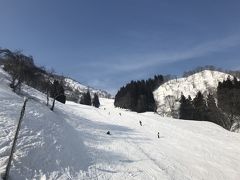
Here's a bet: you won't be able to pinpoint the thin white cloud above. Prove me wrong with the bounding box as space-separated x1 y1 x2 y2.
72 34 240 75
68 34 240 94
109 34 240 72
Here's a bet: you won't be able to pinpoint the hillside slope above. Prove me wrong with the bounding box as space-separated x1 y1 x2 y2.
0 69 240 180
153 70 233 116
64 77 112 100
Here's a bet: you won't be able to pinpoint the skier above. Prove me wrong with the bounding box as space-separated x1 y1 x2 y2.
139 121 142 126
158 132 160 138
106 131 111 135
119 113 121 116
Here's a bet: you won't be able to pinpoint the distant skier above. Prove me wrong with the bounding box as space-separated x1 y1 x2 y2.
108 112 110 115
119 113 121 116
106 131 111 135
139 121 142 126
158 132 160 138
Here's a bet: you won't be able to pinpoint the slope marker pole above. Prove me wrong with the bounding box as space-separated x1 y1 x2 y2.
3 98 28 180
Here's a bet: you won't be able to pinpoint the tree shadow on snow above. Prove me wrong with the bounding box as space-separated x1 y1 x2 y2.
56 107 151 163
8 100 151 179
8 100 103 179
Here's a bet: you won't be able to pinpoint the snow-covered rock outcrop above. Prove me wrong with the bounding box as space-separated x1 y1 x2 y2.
64 78 112 100
153 70 233 116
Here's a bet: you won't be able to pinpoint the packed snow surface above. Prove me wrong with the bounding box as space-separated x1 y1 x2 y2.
0 68 240 180
154 70 233 115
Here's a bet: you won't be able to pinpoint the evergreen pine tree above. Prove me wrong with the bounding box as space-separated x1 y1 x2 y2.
114 74 162 113
206 93 228 128
80 90 92 106
179 94 187 119
50 80 66 111
179 94 194 120
186 95 194 119
136 94 147 113
206 94 218 122
193 91 207 121
217 76 240 129
85 90 92 105
50 80 66 104
92 93 100 108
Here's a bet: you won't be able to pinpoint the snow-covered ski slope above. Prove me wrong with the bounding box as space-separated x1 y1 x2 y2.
0 68 240 180
154 70 233 115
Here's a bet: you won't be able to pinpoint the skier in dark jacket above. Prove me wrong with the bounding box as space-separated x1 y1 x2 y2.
139 121 142 126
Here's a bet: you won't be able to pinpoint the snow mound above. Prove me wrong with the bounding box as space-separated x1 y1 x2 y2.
153 70 233 116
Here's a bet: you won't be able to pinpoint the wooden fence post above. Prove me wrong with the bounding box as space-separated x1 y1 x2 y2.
3 98 28 180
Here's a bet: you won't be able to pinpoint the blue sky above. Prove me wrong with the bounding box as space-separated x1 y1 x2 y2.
1 0 240 94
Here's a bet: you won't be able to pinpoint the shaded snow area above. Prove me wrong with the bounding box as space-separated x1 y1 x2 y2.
0 69 240 180
154 70 233 115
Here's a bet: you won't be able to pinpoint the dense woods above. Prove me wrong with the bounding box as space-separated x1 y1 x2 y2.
114 75 164 113
0 48 103 110
217 77 240 130
179 77 240 130
79 91 101 108
80 90 92 106
0 48 66 110
92 93 100 108
0 49 48 93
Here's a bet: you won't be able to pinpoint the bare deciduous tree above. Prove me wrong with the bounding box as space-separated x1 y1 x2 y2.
50 79 66 111
165 95 178 117
46 68 55 106
0 49 31 92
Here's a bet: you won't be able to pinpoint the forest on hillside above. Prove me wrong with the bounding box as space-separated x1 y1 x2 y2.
1 48 240 131
114 75 165 113
179 77 240 130
0 48 101 110
115 67 240 131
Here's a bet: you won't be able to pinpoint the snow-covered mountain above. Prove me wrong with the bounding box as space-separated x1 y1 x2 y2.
63 77 112 101
1 66 240 180
153 70 233 116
